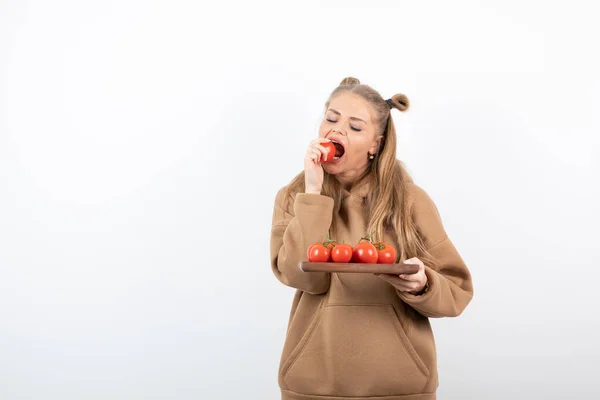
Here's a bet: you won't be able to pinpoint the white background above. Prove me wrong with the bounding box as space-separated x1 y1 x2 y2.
1 1 599 399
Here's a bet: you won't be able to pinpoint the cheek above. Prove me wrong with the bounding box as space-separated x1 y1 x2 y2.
318 123 328 138
347 136 370 156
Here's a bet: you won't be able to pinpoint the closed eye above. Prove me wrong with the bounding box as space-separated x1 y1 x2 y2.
326 119 361 132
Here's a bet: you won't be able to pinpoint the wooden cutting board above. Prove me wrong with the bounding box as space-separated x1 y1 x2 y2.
298 261 420 275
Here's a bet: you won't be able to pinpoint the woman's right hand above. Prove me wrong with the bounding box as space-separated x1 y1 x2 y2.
304 138 332 194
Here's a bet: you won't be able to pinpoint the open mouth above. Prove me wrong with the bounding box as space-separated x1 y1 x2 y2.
331 141 345 160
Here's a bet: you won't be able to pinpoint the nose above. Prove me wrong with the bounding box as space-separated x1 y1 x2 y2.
331 128 346 136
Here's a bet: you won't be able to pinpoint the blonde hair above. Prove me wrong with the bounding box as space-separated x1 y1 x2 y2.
284 77 436 266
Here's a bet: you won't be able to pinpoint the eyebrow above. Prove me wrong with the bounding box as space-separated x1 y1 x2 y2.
328 108 367 124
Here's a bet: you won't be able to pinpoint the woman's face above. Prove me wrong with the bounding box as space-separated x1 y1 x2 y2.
318 93 382 184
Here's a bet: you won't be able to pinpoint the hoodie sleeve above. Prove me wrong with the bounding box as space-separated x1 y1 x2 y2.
397 183 474 318
270 186 334 294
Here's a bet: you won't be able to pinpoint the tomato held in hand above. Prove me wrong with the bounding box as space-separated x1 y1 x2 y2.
308 244 331 262
331 243 353 263
320 141 336 163
352 241 378 263
375 242 397 264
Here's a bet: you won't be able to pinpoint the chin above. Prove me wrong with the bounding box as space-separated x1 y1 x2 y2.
323 160 343 174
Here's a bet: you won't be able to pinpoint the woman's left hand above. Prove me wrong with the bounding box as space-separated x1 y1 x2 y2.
375 257 428 295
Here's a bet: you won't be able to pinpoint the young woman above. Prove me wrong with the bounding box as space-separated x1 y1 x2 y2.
270 77 474 400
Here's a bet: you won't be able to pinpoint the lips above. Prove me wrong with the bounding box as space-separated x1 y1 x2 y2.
327 137 346 158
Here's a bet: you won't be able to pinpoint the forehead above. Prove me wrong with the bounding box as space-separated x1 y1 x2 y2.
327 93 374 124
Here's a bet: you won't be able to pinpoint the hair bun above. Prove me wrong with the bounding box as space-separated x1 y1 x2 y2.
340 77 360 86
389 94 410 112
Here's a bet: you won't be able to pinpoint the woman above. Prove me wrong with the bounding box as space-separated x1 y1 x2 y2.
269 77 473 400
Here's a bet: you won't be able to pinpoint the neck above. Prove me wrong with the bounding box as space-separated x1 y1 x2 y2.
335 164 370 192
336 178 353 192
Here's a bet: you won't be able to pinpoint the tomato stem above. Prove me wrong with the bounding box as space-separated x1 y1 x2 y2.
359 231 376 244
322 233 337 248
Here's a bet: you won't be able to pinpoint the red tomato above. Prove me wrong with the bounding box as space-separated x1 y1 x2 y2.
321 142 336 163
375 242 397 264
307 241 322 260
308 244 330 262
331 243 352 263
352 241 378 263
324 241 338 250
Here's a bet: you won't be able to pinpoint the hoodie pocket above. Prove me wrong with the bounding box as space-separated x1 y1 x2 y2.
282 304 429 397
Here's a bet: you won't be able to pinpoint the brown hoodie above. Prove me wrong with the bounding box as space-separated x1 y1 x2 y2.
270 163 473 400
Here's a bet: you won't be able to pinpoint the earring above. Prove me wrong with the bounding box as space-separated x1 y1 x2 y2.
369 153 375 160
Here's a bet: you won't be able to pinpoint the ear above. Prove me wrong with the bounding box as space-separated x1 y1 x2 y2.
369 135 384 155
